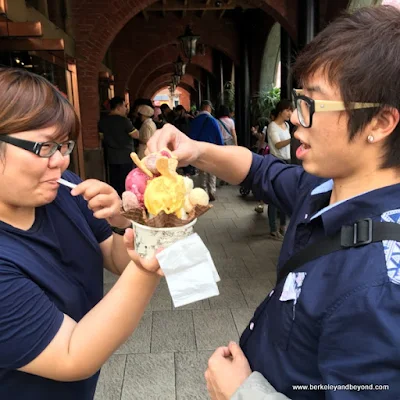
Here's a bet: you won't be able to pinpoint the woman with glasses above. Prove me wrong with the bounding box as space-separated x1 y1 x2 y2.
0 68 161 400
146 5 400 399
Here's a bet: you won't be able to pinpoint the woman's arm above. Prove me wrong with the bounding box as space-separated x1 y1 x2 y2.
19 260 159 381
231 127 238 146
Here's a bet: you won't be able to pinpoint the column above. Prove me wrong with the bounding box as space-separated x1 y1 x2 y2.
219 55 224 104
298 0 319 50
280 26 292 100
197 79 202 109
206 74 211 101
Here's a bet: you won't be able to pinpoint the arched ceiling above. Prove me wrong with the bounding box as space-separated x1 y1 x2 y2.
135 63 208 97
122 43 214 97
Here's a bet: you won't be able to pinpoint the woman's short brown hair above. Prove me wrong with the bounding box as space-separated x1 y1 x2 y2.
293 5 400 169
0 68 80 145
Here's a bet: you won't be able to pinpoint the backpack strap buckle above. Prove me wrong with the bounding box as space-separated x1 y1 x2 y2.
341 218 373 248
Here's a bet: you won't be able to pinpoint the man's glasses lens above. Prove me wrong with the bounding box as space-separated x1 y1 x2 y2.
298 99 311 128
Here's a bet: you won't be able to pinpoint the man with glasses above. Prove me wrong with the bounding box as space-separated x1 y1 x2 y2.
147 5 400 399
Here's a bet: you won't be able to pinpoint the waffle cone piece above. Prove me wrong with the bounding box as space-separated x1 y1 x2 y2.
122 204 212 228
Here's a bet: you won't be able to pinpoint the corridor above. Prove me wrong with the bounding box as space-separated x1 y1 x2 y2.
95 183 281 400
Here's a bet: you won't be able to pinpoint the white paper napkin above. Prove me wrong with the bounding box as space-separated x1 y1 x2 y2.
156 233 220 307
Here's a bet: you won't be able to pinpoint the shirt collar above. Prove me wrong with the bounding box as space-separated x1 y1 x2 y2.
198 111 211 116
308 179 400 236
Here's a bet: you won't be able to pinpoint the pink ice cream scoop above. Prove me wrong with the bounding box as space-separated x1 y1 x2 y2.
125 168 151 205
143 150 172 175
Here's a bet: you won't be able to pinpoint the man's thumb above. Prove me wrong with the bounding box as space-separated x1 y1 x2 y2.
228 342 244 358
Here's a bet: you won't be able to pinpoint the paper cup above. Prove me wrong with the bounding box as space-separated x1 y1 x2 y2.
131 218 197 259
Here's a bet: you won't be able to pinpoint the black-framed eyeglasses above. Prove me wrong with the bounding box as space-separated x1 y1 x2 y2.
292 89 382 128
0 135 75 158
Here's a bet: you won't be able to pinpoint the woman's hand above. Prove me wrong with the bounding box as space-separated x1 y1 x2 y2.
123 228 164 276
146 123 201 167
71 179 130 228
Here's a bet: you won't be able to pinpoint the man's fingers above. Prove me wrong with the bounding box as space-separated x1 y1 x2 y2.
228 342 244 359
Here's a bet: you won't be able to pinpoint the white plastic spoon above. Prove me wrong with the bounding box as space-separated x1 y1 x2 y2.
57 178 77 189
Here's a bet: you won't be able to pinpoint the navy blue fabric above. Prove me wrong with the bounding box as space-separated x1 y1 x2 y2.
240 153 400 399
0 170 112 399
189 113 224 145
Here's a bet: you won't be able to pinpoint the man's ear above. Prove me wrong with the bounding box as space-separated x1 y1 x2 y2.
368 107 399 143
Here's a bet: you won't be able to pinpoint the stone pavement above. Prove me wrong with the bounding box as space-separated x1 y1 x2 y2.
95 184 281 400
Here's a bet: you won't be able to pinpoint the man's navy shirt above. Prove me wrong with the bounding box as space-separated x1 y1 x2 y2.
0 170 111 399
240 154 400 399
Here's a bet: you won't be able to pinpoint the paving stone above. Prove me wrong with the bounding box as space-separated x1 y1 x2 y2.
115 312 152 355
212 218 238 230
206 242 227 257
222 242 254 258
193 309 239 350
94 354 126 400
231 308 256 336
151 310 196 353
148 280 173 311
173 299 210 311
209 279 247 309
205 231 234 245
212 257 251 279
121 353 175 400
103 269 119 284
103 282 115 296
237 278 274 309
175 351 213 400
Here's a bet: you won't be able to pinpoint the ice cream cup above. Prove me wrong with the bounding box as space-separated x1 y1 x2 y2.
131 218 197 259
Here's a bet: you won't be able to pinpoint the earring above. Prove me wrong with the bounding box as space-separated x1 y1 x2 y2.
367 135 374 143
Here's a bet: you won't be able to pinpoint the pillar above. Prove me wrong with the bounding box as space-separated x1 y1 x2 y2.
298 0 320 50
280 27 292 100
235 35 250 147
219 55 224 104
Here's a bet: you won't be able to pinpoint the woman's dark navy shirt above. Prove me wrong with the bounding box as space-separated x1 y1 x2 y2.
0 170 111 399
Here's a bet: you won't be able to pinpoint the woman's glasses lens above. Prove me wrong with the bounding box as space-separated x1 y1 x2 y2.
38 141 75 157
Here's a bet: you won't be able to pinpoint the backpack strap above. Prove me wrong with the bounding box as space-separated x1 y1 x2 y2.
277 218 400 285
219 119 232 137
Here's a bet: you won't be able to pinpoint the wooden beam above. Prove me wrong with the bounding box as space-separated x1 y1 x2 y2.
0 0 6 14
0 38 64 51
29 50 66 69
0 21 43 37
143 10 149 21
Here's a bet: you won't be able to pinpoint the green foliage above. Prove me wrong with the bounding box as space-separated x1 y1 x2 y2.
251 86 281 125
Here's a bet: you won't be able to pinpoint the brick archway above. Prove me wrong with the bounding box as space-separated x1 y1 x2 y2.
146 76 196 99
71 0 295 149
121 43 214 98
136 64 207 97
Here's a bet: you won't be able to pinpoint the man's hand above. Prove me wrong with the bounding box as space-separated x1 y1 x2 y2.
71 179 129 228
205 342 252 400
146 123 201 167
123 228 164 276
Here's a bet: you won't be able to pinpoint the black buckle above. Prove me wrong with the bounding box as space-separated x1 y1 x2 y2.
341 218 373 248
